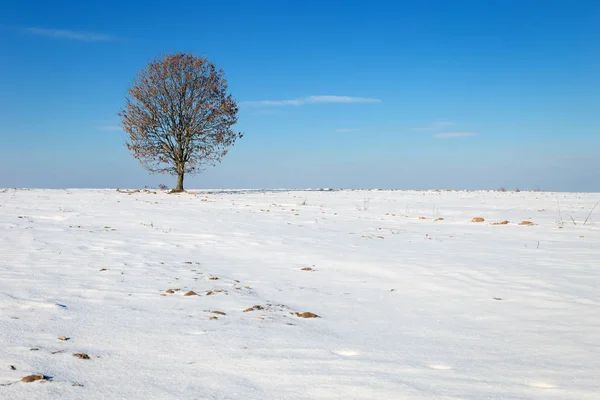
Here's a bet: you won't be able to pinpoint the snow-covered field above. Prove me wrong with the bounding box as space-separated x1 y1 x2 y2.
1 188 599 399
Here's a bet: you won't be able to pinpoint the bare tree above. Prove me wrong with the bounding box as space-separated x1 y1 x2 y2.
120 53 242 192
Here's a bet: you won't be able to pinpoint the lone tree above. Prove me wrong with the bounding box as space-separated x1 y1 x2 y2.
120 53 242 192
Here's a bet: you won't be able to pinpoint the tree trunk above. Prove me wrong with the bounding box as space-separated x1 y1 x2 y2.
174 170 185 192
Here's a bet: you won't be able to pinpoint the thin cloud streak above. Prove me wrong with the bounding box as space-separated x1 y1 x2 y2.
413 121 456 131
244 95 381 107
25 27 116 42
434 132 479 139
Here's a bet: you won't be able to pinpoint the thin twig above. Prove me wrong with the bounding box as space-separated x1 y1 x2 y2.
556 198 564 226
583 201 599 226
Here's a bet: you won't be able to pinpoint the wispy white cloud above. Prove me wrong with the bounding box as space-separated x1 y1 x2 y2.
248 109 279 116
24 27 116 42
335 128 360 133
308 96 380 104
244 95 381 107
434 132 479 139
96 125 122 131
413 121 456 131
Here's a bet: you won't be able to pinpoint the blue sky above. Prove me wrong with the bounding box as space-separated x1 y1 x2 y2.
1 0 598 191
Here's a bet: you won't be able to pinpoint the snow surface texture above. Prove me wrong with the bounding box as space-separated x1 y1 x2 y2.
1 188 599 399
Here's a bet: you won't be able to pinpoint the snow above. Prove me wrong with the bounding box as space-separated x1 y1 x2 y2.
1 188 599 399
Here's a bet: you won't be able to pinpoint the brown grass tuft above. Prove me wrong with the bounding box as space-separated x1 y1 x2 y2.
21 375 46 383
294 312 320 318
243 305 265 312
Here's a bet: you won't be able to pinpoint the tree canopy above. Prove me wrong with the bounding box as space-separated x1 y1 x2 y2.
120 53 242 191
